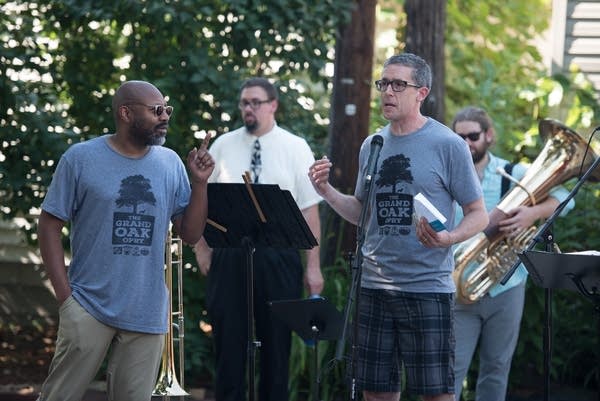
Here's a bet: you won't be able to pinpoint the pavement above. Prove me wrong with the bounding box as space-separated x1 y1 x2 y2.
0 383 214 401
1 384 597 401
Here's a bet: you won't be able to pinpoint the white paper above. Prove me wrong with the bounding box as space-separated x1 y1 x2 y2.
414 192 447 232
567 250 600 256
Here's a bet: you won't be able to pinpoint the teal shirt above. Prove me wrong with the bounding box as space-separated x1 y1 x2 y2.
455 152 574 297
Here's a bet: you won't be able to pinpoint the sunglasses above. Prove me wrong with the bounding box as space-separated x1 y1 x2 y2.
456 131 483 141
374 79 421 92
126 103 173 117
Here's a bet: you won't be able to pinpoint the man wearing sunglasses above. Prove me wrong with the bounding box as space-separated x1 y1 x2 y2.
309 54 488 401
451 106 574 401
193 77 323 401
36 80 214 401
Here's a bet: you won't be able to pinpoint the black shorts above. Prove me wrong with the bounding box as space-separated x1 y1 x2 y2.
354 288 455 396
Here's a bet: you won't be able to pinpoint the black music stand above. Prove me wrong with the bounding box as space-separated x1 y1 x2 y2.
204 183 318 401
270 297 344 401
519 250 600 400
519 250 600 293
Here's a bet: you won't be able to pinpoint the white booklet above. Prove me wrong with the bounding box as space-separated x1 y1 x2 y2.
413 192 447 232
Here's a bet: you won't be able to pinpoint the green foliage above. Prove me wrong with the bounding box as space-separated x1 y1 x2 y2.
180 248 215 386
445 0 551 158
0 0 352 224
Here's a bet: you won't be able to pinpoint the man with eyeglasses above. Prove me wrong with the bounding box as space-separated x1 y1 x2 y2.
193 77 323 401
36 80 214 401
451 106 574 401
309 54 488 401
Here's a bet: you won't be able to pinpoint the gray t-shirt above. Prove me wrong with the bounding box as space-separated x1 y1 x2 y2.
354 118 482 293
42 135 191 334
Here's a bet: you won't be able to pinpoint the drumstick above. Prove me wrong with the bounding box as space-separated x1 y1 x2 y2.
197 133 224 231
243 171 267 223
207 218 227 232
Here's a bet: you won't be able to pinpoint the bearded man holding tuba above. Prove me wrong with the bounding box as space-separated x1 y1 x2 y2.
451 107 575 401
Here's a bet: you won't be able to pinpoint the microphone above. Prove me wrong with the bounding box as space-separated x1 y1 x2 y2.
364 135 384 189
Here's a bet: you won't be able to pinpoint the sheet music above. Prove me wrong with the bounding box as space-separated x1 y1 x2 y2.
567 250 600 256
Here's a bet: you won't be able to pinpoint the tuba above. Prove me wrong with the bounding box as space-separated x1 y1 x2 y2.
453 119 600 304
153 231 189 397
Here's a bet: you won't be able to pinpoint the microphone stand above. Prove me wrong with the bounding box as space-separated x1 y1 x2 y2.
502 155 600 401
334 167 379 401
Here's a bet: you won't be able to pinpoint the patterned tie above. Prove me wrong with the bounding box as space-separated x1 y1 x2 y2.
250 139 261 183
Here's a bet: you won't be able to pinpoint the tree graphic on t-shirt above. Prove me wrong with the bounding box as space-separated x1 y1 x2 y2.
375 154 414 193
115 174 156 214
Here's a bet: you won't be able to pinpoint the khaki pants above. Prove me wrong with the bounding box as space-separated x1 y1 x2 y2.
38 296 164 401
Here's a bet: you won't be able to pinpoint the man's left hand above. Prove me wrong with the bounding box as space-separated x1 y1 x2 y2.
498 205 538 235
187 135 215 183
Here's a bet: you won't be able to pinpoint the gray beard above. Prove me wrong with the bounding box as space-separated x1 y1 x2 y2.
152 136 166 146
132 120 166 146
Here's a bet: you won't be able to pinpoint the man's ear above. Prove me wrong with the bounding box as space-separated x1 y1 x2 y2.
416 86 430 103
117 105 133 123
485 128 496 145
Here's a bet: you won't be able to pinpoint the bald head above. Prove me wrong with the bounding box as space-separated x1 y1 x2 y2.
112 80 164 122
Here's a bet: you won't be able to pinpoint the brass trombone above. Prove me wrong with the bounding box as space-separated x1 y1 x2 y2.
153 231 189 398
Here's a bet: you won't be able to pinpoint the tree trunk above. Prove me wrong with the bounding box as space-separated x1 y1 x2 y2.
323 0 377 265
404 0 446 124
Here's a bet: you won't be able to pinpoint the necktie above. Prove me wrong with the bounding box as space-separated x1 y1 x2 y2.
250 139 261 183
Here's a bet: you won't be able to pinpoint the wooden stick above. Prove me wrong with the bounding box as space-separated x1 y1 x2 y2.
243 171 267 223
207 218 227 232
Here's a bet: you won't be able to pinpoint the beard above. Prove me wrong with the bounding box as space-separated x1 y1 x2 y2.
245 121 258 133
131 119 167 146
244 114 258 133
152 135 166 146
472 149 486 164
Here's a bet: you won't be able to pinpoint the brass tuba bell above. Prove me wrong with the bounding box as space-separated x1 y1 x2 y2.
453 119 600 304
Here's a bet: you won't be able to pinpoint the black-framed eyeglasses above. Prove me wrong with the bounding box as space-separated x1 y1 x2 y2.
456 131 483 141
126 103 173 117
238 99 272 110
374 79 421 92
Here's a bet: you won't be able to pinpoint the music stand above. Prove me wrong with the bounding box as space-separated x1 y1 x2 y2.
519 250 600 293
204 183 318 401
519 250 600 400
270 297 344 401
